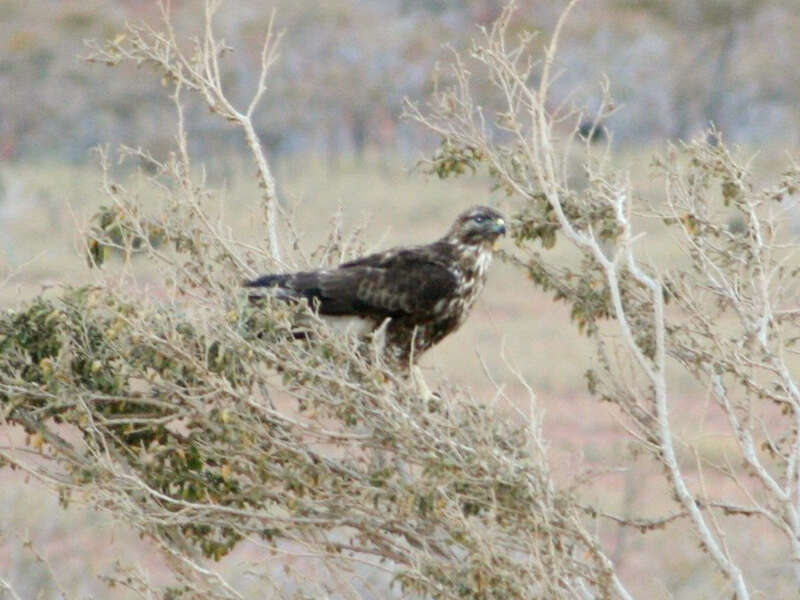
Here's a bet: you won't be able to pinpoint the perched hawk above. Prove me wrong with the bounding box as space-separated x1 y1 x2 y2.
245 205 506 367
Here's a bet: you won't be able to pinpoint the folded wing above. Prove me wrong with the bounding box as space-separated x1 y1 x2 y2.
244 247 458 321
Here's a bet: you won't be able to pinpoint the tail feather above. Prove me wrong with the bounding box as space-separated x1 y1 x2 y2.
245 273 326 306
244 273 296 303
244 274 291 288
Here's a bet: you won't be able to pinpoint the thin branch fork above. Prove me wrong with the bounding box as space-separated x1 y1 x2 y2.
107 0 285 266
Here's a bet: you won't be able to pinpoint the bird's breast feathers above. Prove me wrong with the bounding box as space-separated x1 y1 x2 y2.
453 242 493 291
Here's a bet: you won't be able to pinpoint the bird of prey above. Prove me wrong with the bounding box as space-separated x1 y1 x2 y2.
245 205 506 369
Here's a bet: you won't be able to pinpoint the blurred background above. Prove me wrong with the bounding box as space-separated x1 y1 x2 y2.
1 1 800 598
2 0 800 167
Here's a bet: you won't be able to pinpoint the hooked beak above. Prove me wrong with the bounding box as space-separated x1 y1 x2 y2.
492 218 507 236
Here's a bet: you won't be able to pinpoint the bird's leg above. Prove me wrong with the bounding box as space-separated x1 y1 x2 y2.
370 317 391 365
411 364 438 402
406 326 439 401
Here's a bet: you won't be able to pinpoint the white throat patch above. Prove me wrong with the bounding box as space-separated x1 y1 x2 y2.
475 247 492 277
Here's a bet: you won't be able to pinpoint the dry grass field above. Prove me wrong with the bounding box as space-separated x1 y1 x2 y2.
1 151 798 598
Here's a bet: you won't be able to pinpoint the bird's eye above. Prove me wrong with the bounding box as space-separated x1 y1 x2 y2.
472 214 487 224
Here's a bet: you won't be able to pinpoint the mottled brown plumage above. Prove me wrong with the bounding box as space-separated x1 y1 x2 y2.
245 205 506 366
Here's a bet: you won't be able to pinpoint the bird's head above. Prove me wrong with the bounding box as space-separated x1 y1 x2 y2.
445 205 507 247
